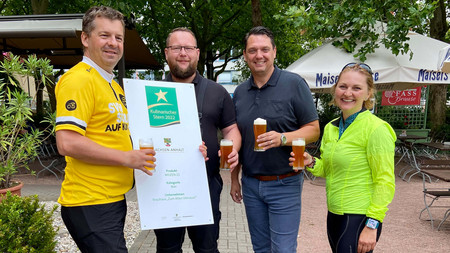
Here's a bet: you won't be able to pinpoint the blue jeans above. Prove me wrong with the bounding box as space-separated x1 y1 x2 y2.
242 173 303 253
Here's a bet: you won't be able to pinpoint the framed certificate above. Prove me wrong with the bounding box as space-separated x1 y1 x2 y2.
124 79 213 230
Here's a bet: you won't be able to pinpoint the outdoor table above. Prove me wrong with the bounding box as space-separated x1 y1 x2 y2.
396 134 429 182
419 142 450 159
420 142 450 151
397 134 428 142
422 169 450 182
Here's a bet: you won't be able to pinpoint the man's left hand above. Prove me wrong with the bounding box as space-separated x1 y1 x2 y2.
199 141 209 161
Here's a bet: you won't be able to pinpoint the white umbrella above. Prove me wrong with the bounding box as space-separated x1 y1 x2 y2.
438 45 450 73
286 26 450 93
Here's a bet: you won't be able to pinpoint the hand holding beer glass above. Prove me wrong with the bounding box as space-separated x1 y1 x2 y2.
292 138 305 170
253 118 267 152
219 139 233 170
139 138 155 170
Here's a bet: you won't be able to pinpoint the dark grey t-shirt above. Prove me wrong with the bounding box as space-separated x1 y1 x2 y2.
233 66 318 176
166 71 236 176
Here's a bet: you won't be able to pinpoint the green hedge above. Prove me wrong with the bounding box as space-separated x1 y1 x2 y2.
0 192 58 253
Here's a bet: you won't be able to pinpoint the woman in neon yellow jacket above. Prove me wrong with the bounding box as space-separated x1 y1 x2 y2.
292 63 396 253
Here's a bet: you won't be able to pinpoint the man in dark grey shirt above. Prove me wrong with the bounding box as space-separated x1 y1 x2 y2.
155 27 241 253
231 26 319 253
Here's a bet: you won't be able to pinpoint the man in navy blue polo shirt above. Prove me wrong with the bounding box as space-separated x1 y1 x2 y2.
231 26 320 253
154 27 241 253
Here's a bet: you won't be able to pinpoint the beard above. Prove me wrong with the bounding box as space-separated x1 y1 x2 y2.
168 60 197 80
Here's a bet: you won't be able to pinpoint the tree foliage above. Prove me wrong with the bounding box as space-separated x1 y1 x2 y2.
44 0 251 80
261 0 319 68
2 0 317 81
0 0 32 15
84 0 314 81
136 0 252 79
280 0 450 135
282 0 437 61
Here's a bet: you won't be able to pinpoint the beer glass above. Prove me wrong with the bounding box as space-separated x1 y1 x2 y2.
292 138 305 170
220 139 233 170
253 118 267 152
139 138 154 170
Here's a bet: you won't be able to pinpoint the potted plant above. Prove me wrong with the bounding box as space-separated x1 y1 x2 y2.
0 53 55 197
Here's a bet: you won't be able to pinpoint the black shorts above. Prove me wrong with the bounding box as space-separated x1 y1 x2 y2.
61 199 128 253
327 211 382 253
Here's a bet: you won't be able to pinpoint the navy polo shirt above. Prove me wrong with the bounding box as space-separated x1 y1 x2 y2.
233 66 318 176
166 71 236 176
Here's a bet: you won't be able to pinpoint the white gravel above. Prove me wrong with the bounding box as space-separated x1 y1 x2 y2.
42 201 141 252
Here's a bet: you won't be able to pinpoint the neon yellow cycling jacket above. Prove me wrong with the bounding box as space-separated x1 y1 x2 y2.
308 110 396 222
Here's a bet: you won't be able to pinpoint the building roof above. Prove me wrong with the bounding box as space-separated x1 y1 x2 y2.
0 14 161 70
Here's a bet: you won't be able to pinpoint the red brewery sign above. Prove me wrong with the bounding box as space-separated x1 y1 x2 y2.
381 87 422 106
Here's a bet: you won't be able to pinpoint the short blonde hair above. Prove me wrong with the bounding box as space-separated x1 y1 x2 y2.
329 63 375 109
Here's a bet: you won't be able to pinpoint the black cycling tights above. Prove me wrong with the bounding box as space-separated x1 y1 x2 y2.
327 212 382 253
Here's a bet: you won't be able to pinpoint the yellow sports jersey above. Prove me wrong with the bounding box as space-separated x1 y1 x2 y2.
56 61 133 207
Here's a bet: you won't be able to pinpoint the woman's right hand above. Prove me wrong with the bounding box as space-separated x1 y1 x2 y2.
289 152 313 168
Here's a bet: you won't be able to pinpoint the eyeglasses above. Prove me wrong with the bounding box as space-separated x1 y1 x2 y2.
341 62 373 75
166 45 197 53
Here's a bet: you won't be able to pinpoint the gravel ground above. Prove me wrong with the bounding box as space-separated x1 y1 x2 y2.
41 201 140 253
14 159 450 252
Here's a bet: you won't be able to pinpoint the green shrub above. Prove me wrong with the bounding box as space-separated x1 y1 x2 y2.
429 106 450 141
0 192 58 253
317 93 340 136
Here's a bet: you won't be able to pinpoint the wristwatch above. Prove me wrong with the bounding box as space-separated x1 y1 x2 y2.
365 218 379 229
306 157 316 168
280 133 287 146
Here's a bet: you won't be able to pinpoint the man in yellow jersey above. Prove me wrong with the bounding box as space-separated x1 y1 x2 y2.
55 6 154 252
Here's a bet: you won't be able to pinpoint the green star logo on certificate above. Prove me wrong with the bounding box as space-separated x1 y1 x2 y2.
145 86 180 127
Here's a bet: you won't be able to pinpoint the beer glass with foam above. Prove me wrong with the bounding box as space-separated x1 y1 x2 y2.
253 118 267 152
220 139 233 170
139 138 154 170
292 138 305 170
